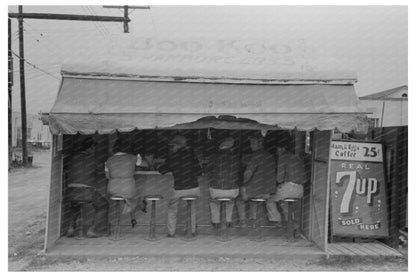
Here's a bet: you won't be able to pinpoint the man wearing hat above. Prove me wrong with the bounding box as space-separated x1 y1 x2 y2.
206 137 241 229
236 133 276 228
158 135 202 237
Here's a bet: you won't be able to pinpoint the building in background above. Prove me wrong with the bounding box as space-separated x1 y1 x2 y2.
11 111 51 149
359 85 408 128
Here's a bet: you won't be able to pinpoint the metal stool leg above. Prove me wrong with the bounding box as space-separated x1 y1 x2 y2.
217 200 230 242
109 200 124 241
182 200 196 241
76 204 85 239
145 200 159 241
250 201 266 242
287 201 295 241
250 202 258 240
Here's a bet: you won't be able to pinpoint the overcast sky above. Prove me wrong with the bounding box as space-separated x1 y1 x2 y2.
8 5 407 115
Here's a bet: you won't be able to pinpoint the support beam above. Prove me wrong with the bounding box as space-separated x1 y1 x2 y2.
8 12 128 22
103 5 150 33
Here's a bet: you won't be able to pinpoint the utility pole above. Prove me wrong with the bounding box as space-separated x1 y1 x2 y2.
18 6 28 167
9 6 136 167
8 18 13 168
103 5 150 33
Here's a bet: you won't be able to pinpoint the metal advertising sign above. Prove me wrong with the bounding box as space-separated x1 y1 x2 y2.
330 141 389 237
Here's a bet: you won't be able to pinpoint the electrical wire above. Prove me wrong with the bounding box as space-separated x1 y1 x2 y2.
102 6 123 33
82 6 107 37
149 8 159 36
12 51 60 80
90 6 110 35
22 25 65 60
23 22 64 51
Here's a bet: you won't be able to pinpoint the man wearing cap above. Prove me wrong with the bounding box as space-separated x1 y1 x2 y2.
66 137 109 238
206 137 241 229
158 135 202 237
236 133 276 228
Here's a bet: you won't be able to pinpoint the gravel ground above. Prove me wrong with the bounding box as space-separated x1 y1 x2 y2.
23 255 408 271
8 150 408 271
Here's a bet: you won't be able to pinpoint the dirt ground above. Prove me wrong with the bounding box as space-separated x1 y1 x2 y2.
8 150 408 271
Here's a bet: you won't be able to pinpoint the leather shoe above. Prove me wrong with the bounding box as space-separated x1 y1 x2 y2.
141 200 147 213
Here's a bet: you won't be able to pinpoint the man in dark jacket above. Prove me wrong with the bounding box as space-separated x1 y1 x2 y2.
66 137 109 238
236 134 276 228
158 135 202 237
206 137 241 229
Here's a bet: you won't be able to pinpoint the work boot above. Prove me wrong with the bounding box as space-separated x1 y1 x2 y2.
269 221 283 228
235 220 247 228
226 222 233 228
86 227 100 238
247 219 256 228
211 222 220 229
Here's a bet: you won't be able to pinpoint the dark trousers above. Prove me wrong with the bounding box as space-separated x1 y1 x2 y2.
68 191 109 230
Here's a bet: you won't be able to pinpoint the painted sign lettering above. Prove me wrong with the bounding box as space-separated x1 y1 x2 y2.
330 141 388 237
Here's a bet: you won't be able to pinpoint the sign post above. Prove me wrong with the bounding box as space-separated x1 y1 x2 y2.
329 141 388 238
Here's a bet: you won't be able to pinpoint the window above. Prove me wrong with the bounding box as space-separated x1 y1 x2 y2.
369 118 379 128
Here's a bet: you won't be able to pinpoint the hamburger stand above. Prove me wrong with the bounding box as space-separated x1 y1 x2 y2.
40 43 402 257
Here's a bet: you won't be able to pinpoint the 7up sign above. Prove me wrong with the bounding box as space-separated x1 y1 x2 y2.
330 141 388 237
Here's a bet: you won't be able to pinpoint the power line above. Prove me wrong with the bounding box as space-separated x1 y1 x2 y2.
22 26 64 60
12 51 60 80
23 21 64 51
101 6 123 33
91 6 110 35
149 9 159 35
82 6 107 37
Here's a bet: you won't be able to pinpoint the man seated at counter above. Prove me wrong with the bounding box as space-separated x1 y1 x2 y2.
236 133 277 228
206 137 241 229
158 135 202 237
105 138 147 228
66 137 109 238
270 143 308 230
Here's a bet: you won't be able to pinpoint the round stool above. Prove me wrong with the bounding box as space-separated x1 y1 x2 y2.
249 197 267 242
283 197 300 240
214 197 235 242
180 195 200 241
109 196 125 241
144 195 164 241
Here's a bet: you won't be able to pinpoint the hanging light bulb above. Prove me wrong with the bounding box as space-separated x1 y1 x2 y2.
207 128 212 140
261 129 267 137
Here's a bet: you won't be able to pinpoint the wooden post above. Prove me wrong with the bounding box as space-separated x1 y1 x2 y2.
123 5 129 33
18 6 28 167
8 18 13 168
102 5 151 33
